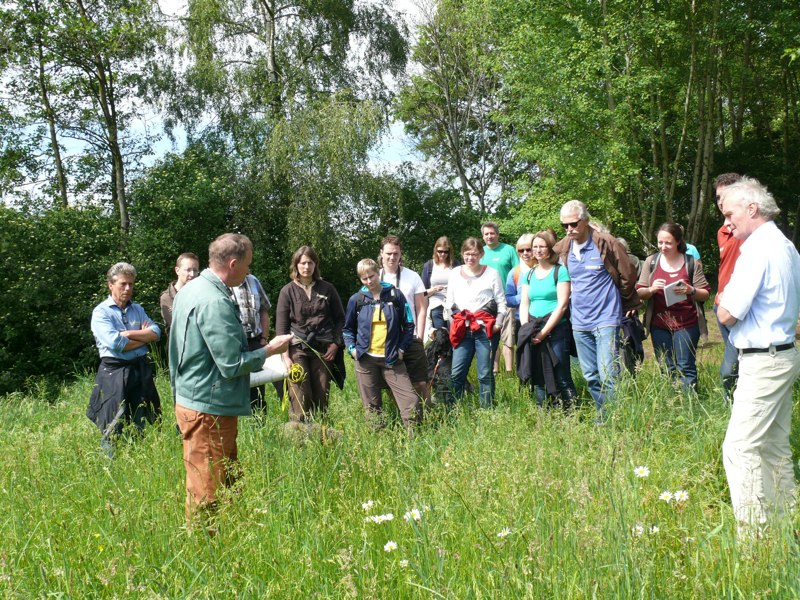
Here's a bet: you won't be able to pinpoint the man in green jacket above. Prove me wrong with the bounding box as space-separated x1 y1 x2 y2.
169 233 292 524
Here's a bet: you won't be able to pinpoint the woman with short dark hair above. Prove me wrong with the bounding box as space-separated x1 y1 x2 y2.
276 245 345 420
445 237 507 408
636 223 710 392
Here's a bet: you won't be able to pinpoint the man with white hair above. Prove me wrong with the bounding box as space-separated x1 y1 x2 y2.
713 172 744 400
717 177 800 535
553 201 639 417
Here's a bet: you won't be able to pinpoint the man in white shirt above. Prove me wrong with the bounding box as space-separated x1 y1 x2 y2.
717 177 800 536
379 235 429 402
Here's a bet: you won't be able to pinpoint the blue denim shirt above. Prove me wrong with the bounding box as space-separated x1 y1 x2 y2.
91 296 161 360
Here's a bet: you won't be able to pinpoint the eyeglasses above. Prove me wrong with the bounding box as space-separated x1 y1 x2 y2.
517 247 532 254
561 220 581 230
436 249 450 255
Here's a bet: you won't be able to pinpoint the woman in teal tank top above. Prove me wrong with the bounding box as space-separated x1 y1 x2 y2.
520 230 578 408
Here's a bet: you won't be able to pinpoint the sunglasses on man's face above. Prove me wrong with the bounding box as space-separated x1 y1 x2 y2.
561 220 582 230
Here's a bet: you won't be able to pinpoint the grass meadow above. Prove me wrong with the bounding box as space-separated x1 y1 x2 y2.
3 332 800 598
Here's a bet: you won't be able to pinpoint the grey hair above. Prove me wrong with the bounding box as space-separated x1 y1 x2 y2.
720 176 780 221
209 233 253 266
107 262 137 283
560 200 589 221
616 237 630 252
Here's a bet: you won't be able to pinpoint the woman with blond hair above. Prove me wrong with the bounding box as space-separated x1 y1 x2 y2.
421 236 460 330
505 233 536 341
343 259 420 429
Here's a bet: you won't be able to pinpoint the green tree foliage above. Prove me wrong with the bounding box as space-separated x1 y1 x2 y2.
358 166 484 272
0 206 120 394
1 0 68 205
486 0 800 247
126 136 239 307
166 0 412 295
396 0 522 213
1 0 168 227
176 0 408 129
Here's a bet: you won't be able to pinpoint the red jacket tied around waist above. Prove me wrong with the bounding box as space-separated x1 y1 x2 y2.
449 310 497 348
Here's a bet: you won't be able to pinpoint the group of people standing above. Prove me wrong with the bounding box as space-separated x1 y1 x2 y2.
85 174 800 540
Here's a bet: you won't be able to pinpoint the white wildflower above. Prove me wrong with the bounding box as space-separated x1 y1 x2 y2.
365 513 394 524
384 541 398 552
633 466 650 478
403 509 422 522
659 491 673 503
497 527 512 538
674 490 689 502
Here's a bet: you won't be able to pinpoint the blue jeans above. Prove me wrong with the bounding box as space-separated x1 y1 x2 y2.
651 325 701 393
572 325 620 412
533 320 578 406
450 328 495 408
714 304 738 401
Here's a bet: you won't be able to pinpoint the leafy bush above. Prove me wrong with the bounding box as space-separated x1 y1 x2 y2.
0 205 120 394
127 138 236 309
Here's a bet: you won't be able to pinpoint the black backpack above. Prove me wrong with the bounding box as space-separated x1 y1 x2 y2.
354 287 404 317
525 263 562 286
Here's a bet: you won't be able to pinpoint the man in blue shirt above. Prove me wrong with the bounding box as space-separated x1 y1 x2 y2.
553 201 640 417
717 177 800 537
87 262 161 455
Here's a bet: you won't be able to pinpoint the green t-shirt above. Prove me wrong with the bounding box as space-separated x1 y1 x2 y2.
481 243 519 284
527 264 570 319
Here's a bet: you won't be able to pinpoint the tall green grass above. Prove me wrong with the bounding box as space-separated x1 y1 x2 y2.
2 344 800 597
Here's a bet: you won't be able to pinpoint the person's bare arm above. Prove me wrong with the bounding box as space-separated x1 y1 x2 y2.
119 321 159 346
717 305 737 327
414 291 427 338
519 285 530 326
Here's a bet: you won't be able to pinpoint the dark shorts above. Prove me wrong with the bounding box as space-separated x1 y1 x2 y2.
403 337 428 383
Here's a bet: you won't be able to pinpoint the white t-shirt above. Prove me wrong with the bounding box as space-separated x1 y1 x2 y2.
380 267 426 326
445 266 507 325
429 264 454 309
